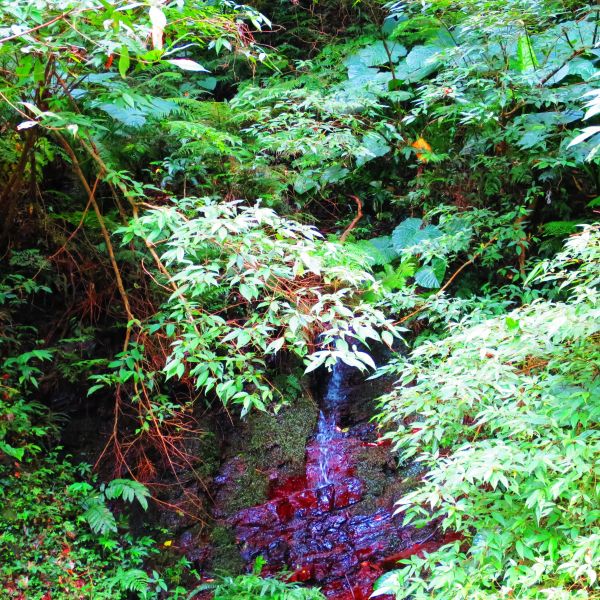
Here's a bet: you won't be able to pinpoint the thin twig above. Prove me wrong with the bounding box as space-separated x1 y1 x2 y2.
399 236 498 325
539 48 584 86
0 12 72 44
47 180 98 260
54 133 135 324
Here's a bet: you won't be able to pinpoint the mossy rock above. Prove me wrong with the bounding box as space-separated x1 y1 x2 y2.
247 393 319 469
223 463 270 516
194 431 221 479
210 525 245 575
214 392 319 519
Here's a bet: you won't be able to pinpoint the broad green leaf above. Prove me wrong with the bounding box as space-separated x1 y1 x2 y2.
517 35 538 72
392 218 442 254
118 45 130 78
0 442 25 461
414 258 447 289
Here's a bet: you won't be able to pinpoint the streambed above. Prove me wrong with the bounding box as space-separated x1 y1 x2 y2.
209 363 454 599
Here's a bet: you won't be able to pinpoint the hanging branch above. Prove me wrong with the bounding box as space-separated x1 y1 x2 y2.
76 137 204 337
54 132 135 326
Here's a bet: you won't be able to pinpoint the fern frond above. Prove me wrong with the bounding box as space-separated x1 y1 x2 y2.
105 479 150 510
112 568 150 594
83 500 117 534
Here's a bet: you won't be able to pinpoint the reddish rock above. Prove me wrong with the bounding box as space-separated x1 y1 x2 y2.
218 365 447 599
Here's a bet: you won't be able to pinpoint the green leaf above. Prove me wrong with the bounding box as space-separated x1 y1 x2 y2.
83 501 117 534
392 218 442 254
395 45 441 82
87 384 105 396
113 568 150 593
505 317 520 331
516 35 538 72
105 479 150 510
355 132 391 166
354 236 398 266
381 261 415 291
16 120 38 131
0 441 25 461
414 258 446 289
118 45 130 78
346 41 407 68
267 337 285 353
165 59 209 72
382 330 394 348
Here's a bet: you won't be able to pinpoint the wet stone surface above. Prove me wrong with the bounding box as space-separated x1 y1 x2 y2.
211 364 449 599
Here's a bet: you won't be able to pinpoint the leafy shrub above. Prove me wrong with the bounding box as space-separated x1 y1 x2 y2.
0 454 172 599
191 558 325 600
374 224 600 598
104 198 400 417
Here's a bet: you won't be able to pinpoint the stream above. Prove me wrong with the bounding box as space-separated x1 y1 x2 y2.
222 361 456 599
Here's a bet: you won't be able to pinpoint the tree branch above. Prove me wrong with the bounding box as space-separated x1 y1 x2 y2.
399 236 498 325
0 12 72 44
340 195 363 242
54 133 135 324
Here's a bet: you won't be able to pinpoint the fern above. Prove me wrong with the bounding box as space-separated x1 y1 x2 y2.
542 220 584 238
104 479 150 510
111 568 150 594
172 98 235 126
83 500 117 534
188 574 325 600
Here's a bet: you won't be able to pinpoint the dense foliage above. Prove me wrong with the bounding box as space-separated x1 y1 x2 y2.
0 0 598 597
374 225 600 598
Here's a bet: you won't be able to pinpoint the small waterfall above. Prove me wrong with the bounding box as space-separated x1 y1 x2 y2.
226 343 445 599
314 361 346 486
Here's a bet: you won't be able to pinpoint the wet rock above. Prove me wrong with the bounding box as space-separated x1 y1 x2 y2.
210 363 447 599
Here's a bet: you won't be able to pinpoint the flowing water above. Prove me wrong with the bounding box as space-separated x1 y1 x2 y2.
223 362 456 599
314 361 346 486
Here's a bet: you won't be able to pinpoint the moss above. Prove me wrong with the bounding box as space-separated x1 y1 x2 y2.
215 390 319 519
211 525 245 575
356 448 388 495
224 464 270 515
248 393 319 469
351 447 422 515
350 447 389 514
195 431 221 479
